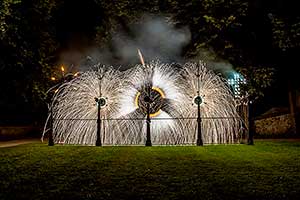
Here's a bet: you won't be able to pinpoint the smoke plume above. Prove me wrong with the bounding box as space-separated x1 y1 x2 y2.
59 15 191 71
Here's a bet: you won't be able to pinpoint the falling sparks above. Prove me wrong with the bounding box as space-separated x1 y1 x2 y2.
117 61 187 144
43 65 124 145
43 61 242 145
181 62 242 143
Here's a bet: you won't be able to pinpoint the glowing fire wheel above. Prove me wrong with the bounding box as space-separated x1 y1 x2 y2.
135 87 165 117
95 96 108 108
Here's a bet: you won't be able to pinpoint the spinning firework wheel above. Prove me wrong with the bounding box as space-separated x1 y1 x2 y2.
181 62 242 144
117 61 187 145
43 61 242 145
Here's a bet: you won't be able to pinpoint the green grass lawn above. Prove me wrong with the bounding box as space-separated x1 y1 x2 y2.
0 141 299 200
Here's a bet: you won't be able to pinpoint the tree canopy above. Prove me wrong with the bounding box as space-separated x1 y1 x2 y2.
0 0 299 124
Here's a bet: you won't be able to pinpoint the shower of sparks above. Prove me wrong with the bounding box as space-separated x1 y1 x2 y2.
43 65 124 145
116 60 187 144
43 61 242 145
181 62 242 143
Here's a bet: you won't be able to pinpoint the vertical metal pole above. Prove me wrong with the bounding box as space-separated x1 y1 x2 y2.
96 72 102 146
247 102 254 145
48 104 54 146
96 103 102 146
196 102 203 146
145 85 152 146
196 64 203 146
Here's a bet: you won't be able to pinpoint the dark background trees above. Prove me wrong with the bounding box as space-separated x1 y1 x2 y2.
0 0 299 127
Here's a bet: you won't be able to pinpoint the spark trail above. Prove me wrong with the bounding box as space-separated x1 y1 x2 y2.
43 61 242 145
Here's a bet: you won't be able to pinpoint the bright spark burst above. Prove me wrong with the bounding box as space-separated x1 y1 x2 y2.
43 65 124 145
180 62 242 143
43 61 242 145
116 60 187 144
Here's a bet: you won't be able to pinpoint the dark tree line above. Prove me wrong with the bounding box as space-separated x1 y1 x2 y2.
0 0 299 125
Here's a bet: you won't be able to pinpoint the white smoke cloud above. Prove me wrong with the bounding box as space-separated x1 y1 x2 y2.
58 14 234 77
73 15 191 70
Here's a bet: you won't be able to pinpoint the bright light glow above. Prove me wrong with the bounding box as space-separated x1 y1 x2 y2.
61 66 65 72
51 77 56 81
134 92 141 108
134 86 165 117
43 66 123 145
116 61 187 144
227 72 246 98
43 61 242 145
181 62 242 143
152 87 165 98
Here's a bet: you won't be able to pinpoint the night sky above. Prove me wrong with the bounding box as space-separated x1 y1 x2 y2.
0 0 299 124
53 0 296 116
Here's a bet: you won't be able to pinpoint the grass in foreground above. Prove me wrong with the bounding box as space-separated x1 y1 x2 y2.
0 141 299 200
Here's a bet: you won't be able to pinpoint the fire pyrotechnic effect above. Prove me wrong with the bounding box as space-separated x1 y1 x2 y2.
181 62 241 143
116 61 187 144
43 66 124 145
43 61 242 145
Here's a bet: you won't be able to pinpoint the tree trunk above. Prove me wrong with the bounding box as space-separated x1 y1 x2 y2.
248 102 254 145
288 81 297 135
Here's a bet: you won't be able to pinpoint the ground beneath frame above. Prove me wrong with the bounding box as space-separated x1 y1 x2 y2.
0 141 299 200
